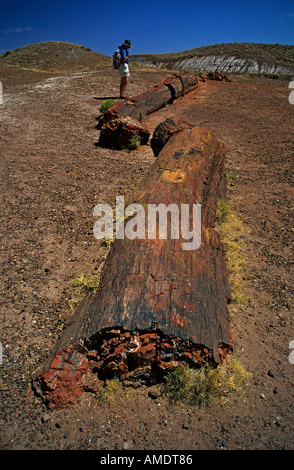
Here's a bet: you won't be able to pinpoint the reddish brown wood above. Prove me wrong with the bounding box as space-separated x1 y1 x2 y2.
151 117 194 157
97 74 199 130
32 126 233 409
207 72 231 82
98 116 150 149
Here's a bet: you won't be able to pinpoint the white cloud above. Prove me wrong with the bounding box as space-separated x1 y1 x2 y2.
1 26 36 35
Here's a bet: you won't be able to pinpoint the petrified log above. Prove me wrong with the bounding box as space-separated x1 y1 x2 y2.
179 74 200 94
207 72 231 82
151 117 194 157
98 116 150 149
97 74 199 130
32 126 233 409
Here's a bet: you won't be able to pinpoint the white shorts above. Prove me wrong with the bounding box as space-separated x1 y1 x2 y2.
118 63 130 78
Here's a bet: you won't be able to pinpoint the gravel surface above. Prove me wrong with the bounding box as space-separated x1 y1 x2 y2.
0 66 293 450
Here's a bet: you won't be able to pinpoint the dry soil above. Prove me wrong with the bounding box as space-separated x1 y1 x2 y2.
0 66 293 451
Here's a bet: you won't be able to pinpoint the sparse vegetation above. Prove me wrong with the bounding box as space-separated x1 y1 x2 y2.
100 237 114 248
67 243 112 310
164 356 251 407
129 133 142 150
99 99 115 113
98 378 123 404
216 197 233 225
98 377 135 404
215 167 249 306
216 196 249 306
72 272 97 292
68 272 99 310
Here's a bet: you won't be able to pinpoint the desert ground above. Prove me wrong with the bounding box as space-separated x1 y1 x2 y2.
0 64 293 451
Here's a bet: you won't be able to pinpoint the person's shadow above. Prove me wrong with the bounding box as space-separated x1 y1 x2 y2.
93 96 119 100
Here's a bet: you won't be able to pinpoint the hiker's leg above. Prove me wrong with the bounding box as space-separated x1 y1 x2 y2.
120 77 128 97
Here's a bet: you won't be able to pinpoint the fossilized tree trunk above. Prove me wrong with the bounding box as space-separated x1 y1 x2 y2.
150 117 194 157
98 74 198 127
97 74 199 148
32 126 233 409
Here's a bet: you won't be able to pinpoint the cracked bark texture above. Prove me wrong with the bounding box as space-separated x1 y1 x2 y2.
96 74 199 149
32 126 233 409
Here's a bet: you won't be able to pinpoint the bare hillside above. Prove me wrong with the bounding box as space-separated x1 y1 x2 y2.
0 41 111 73
132 42 294 76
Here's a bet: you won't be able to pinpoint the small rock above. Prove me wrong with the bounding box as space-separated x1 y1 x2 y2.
148 387 161 399
221 422 230 432
182 424 189 430
273 387 278 394
217 438 227 448
267 370 275 378
41 413 51 423
122 440 129 450
260 393 266 399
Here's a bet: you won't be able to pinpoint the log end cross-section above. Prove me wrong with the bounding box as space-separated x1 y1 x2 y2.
32 125 233 409
98 116 150 150
151 117 194 157
96 74 200 149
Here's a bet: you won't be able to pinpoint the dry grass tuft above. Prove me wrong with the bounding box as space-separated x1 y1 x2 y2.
216 188 249 306
164 356 251 407
67 244 111 310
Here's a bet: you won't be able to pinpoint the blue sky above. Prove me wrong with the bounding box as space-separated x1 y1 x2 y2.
0 0 293 56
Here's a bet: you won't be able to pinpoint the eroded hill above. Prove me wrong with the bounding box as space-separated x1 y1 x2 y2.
132 43 294 76
0 41 111 73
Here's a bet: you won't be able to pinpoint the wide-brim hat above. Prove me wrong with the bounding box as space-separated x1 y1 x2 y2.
123 39 132 48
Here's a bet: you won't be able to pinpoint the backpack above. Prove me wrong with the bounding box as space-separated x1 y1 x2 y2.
113 48 122 69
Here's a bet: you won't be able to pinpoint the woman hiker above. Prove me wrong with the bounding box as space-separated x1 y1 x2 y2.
118 39 132 99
